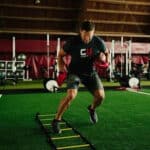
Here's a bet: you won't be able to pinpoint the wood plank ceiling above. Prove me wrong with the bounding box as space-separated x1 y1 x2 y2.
0 0 150 41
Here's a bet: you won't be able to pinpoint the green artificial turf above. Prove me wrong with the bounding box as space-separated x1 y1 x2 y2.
0 90 150 150
0 80 44 90
0 79 150 91
0 79 143 90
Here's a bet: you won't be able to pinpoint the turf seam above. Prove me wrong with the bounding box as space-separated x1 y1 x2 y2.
126 88 150 96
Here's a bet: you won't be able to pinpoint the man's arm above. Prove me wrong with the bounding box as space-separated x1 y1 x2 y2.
96 48 109 64
57 48 67 72
104 48 110 64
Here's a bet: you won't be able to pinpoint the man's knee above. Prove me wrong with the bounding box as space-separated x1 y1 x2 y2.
94 89 105 101
66 89 77 102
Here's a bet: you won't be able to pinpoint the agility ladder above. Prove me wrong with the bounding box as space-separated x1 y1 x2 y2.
36 113 96 150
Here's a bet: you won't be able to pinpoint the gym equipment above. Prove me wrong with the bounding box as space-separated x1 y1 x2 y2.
119 75 140 89
0 36 27 82
43 36 67 92
23 65 32 81
109 40 115 80
6 71 13 77
16 62 25 69
0 71 6 85
0 71 5 77
0 60 25 82
0 62 5 69
146 52 150 79
47 33 50 78
7 62 12 69
36 112 96 150
128 77 139 88
43 71 67 92
110 37 132 81
17 53 26 61
16 71 24 77
43 78 59 92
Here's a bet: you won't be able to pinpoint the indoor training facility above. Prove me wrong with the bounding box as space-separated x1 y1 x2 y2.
0 0 150 150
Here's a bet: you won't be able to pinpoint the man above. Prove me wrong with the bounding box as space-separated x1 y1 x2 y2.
52 21 109 133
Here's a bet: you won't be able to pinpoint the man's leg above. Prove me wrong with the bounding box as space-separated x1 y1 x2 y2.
91 89 105 110
55 89 78 121
83 72 105 124
52 74 80 133
52 89 77 134
88 89 105 124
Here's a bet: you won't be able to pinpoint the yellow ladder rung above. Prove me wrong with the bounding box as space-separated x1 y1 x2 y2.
61 128 72 131
51 135 80 140
38 114 56 117
40 118 53 121
43 122 65 126
57 144 90 150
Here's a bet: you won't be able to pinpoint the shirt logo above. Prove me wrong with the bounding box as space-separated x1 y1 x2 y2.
80 48 93 58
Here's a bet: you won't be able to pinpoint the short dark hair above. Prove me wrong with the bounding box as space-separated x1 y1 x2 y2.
80 21 95 31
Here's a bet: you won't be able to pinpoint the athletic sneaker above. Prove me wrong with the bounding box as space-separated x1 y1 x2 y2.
51 119 62 134
87 105 98 124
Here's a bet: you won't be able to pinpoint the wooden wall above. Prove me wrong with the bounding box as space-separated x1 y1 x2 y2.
0 0 150 42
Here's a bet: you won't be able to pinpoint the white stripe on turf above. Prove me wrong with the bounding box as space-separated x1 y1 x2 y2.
126 88 150 96
0 94 2 98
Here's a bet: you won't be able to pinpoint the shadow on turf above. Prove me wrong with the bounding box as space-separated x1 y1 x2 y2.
1 85 150 95
0 86 118 95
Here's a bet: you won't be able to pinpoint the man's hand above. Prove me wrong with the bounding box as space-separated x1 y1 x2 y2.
56 71 67 86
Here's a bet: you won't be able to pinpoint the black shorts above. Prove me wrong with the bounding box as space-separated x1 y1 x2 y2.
67 71 103 93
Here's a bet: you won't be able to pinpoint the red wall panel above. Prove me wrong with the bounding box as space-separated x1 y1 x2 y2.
0 39 58 53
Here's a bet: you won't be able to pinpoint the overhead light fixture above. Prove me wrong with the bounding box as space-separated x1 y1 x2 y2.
35 0 40 4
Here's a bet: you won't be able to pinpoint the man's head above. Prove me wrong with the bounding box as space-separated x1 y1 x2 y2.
80 21 95 44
